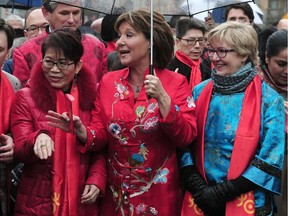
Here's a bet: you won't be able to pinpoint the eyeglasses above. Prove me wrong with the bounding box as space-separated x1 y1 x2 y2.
179 37 207 46
208 48 235 58
41 59 74 70
26 24 48 34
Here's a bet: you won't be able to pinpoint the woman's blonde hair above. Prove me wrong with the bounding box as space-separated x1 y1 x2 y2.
208 21 258 65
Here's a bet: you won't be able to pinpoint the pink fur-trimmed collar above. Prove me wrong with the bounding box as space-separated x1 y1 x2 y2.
29 62 98 112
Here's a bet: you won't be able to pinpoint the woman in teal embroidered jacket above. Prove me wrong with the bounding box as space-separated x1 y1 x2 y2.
180 22 285 216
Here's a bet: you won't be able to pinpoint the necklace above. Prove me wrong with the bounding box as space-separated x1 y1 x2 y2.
127 79 142 93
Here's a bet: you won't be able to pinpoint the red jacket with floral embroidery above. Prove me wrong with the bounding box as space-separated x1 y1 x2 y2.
83 67 197 216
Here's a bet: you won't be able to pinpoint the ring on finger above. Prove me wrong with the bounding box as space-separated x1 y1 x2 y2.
40 144 46 148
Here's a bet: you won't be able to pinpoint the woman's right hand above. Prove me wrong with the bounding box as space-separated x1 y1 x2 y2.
46 110 88 143
34 133 54 160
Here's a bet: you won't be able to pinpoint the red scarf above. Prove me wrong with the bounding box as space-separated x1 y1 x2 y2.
0 72 15 134
52 84 80 216
176 51 202 91
181 76 262 216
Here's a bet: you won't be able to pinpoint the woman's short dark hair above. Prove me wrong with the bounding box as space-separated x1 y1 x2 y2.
41 29 83 62
115 9 174 69
175 18 206 39
0 19 15 49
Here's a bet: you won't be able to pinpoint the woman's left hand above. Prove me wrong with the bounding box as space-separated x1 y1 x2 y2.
81 184 100 204
144 72 171 119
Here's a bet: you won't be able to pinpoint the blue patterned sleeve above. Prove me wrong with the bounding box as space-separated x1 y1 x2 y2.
242 83 286 194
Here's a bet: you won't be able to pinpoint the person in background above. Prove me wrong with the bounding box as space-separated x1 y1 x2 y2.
24 7 49 39
225 2 254 25
91 14 121 53
46 9 197 216
180 22 285 216
13 0 107 87
83 13 99 27
167 18 211 91
275 19 288 30
11 29 106 216
258 29 288 216
0 19 21 216
2 37 27 74
204 12 216 30
258 26 277 66
4 14 24 38
2 8 48 74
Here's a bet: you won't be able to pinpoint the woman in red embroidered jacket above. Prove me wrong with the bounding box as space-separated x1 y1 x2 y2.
47 10 197 216
11 29 106 216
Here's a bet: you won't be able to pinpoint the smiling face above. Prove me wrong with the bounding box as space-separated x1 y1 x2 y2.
42 3 81 31
116 21 150 68
176 28 205 61
209 39 248 75
42 48 82 92
266 48 288 86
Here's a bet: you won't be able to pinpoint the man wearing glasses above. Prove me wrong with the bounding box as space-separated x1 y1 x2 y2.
167 18 212 91
12 0 107 87
2 8 48 74
24 8 48 39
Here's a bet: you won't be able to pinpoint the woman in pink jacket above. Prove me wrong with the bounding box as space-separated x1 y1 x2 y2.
11 29 106 216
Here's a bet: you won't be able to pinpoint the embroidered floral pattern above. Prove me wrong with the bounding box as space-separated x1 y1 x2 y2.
153 168 169 184
107 77 173 215
143 117 159 131
109 123 121 135
187 96 196 108
114 81 129 99
149 207 158 215
135 106 146 118
147 102 158 113
108 122 128 144
136 203 148 214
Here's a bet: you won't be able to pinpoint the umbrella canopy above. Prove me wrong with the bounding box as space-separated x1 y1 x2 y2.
47 0 254 75
48 0 253 16
0 0 41 9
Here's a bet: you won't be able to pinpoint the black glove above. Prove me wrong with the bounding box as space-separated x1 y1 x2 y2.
180 165 207 196
194 176 258 216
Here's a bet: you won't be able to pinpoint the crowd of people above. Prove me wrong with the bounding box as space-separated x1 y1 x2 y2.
0 1 286 216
